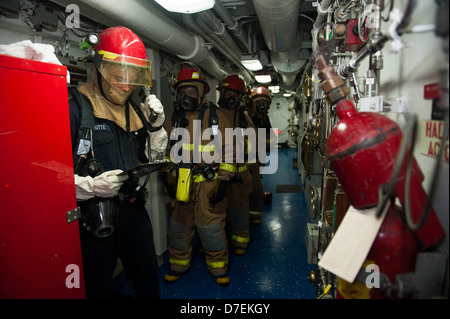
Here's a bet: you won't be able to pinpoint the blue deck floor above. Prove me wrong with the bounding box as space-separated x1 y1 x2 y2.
114 147 316 299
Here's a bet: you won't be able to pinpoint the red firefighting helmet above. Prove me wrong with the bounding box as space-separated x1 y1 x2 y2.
217 74 246 93
250 86 272 102
94 26 152 86
172 66 210 94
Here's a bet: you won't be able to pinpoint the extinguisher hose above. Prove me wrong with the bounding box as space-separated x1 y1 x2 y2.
376 113 417 218
404 111 449 231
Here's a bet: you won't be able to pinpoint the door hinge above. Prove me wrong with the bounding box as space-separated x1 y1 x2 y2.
66 207 81 224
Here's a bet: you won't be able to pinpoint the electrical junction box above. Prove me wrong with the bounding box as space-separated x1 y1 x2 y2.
342 19 366 52
306 223 319 264
358 95 384 112
30 3 58 32
0 0 20 18
58 56 93 87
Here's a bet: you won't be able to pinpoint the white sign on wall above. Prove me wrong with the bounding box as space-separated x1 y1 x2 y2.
419 119 449 163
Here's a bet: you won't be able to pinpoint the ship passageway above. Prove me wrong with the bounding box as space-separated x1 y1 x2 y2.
113 148 316 299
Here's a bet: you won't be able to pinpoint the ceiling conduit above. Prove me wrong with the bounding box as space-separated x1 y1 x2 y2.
197 10 244 62
79 0 227 79
182 14 253 84
212 1 249 52
253 0 305 88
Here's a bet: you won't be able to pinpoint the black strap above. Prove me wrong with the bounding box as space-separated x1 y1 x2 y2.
208 102 219 126
238 108 248 129
130 100 163 133
69 87 96 173
232 107 248 129
169 108 185 149
197 103 207 125
96 68 105 98
69 86 95 132
171 107 186 129
171 102 219 129
126 103 130 133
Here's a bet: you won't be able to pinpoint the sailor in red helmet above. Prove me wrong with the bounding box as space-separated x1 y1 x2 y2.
247 86 274 224
69 26 167 299
163 63 236 287
217 74 256 255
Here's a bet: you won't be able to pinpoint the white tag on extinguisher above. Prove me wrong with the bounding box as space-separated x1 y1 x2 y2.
318 203 389 284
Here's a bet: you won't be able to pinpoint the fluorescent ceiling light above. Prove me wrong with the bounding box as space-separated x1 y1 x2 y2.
269 85 280 93
155 0 215 14
255 75 272 83
241 59 263 71
241 54 263 71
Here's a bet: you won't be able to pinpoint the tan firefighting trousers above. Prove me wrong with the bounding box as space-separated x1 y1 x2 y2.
168 174 229 277
227 165 253 249
248 163 263 222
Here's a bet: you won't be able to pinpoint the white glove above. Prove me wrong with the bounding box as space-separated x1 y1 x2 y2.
74 174 95 201
140 94 165 128
94 169 128 198
146 127 168 161
74 169 128 200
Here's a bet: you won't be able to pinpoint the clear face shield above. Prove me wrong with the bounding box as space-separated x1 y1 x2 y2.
97 50 152 88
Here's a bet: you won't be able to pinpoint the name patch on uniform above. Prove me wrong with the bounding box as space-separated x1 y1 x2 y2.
94 123 111 131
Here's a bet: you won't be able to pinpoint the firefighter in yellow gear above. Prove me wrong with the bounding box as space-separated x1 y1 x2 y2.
247 86 274 224
217 74 256 256
163 63 236 287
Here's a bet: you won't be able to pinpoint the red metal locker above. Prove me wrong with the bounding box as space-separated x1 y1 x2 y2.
0 55 85 298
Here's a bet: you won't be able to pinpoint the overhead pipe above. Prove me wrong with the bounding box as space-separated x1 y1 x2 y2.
253 0 301 52
197 10 244 62
194 17 253 84
183 14 253 84
212 1 249 52
253 0 304 88
196 18 242 66
78 0 227 79
182 15 228 57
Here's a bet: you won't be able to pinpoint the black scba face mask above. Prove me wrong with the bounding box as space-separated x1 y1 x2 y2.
179 95 199 111
218 97 239 109
256 101 269 113
176 84 201 111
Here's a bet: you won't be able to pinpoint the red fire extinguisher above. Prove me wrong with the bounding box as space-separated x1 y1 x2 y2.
315 54 444 250
315 54 445 299
337 205 419 299
326 98 445 249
